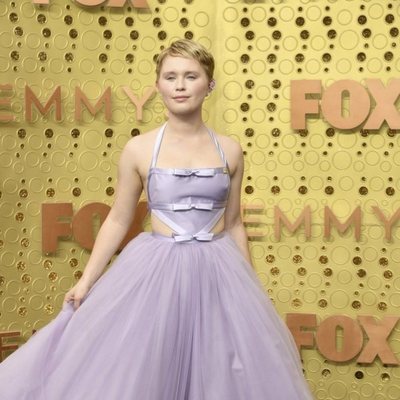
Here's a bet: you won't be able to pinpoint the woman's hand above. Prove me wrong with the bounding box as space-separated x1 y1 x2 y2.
63 280 92 311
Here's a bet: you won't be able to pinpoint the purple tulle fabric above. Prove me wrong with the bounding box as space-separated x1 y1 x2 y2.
0 232 313 399
0 124 313 398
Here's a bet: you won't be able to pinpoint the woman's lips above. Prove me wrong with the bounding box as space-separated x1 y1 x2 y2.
173 96 189 101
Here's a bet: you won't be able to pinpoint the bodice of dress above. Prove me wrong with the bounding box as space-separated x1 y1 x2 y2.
147 123 231 242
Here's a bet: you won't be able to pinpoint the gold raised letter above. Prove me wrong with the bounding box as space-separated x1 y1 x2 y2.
0 84 15 122
75 0 104 5
123 86 156 122
286 313 317 354
0 332 21 362
316 315 363 362
357 316 399 365
242 204 266 240
75 86 112 122
290 80 321 130
42 203 73 254
25 85 62 122
321 80 370 130
274 205 311 241
324 206 362 241
364 79 400 130
372 206 400 242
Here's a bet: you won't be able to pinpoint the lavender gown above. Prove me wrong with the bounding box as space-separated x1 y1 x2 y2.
0 124 313 399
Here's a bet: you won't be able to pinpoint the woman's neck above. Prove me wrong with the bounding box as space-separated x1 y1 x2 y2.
165 113 206 138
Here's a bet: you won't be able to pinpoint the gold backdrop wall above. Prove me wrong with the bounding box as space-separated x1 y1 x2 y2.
1 0 400 398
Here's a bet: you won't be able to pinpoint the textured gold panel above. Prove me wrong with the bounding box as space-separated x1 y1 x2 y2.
1 0 400 397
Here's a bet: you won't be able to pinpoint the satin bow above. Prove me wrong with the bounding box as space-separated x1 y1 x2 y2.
172 232 214 242
173 168 216 177
172 202 214 211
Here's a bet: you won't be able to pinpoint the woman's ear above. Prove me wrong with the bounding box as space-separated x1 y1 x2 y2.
208 79 216 93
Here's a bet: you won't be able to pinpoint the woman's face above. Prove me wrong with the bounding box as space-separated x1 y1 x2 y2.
156 55 210 117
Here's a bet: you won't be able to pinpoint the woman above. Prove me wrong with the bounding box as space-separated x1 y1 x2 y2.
0 39 313 399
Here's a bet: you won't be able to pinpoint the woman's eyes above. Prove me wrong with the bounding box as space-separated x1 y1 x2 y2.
165 75 197 80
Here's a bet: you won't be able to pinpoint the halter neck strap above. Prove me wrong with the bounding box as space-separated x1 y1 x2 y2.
150 123 167 169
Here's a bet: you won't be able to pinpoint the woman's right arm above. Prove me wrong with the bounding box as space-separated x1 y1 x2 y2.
64 138 143 309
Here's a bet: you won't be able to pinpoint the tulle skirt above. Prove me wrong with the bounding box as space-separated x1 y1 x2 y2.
0 231 313 399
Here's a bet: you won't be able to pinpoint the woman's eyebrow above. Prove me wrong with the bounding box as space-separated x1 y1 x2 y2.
162 70 200 75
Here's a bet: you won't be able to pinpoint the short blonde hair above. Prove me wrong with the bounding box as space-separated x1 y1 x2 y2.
156 39 215 81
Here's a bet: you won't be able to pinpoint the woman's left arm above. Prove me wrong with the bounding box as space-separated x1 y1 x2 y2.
224 139 253 267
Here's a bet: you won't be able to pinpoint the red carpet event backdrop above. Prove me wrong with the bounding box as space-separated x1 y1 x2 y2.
1 0 400 398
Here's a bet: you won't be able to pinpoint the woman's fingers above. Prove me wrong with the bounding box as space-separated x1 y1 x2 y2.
63 293 71 304
63 284 89 309
63 290 76 305
63 293 80 310
74 297 81 310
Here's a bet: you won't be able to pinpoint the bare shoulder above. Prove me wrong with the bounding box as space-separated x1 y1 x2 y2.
120 127 159 165
213 132 243 172
124 127 159 151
